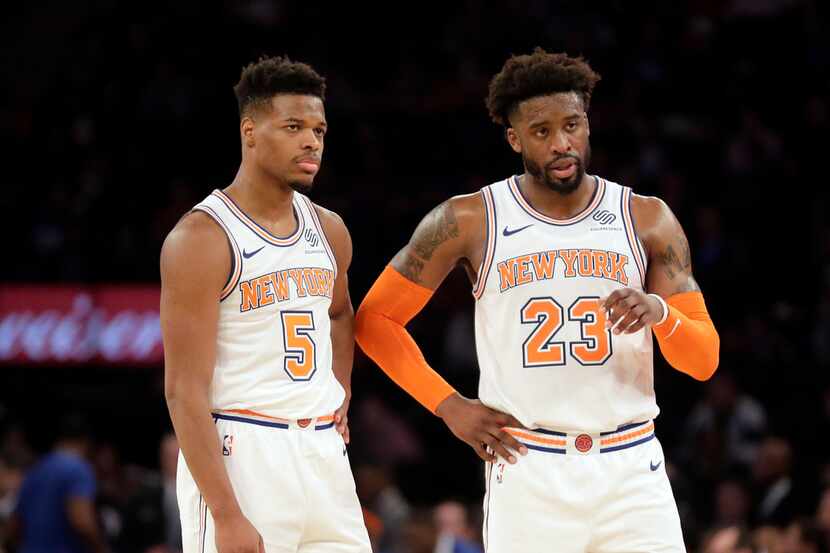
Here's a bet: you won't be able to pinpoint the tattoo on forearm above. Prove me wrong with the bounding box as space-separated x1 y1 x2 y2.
658 233 692 280
411 202 459 260
396 255 425 284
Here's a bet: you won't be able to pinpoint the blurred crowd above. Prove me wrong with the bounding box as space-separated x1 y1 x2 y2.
3 0 830 551
6 391 830 553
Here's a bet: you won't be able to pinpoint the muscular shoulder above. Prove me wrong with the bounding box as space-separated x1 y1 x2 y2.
311 202 352 271
630 193 699 294
411 192 485 257
160 210 229 294
629 194 677 253
448 192 486 231
630 194 671 231
390 191 486 286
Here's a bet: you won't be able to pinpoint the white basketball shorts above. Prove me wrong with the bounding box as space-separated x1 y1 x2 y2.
484 422 685 553
177 412 371 553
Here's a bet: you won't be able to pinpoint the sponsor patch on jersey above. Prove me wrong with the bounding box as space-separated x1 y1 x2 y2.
304 229 320 247
575 434 593 453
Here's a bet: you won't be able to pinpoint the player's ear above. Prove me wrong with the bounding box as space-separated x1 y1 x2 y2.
241 116 256 148
506 127 522 154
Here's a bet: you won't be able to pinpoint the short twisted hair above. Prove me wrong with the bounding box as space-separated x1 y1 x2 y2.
486 48 601 126
233 55 326 118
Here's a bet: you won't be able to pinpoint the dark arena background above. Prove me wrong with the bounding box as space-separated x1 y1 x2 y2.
2 2 830 552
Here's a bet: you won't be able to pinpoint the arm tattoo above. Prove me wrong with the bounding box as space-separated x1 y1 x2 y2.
410 202 460 261
657 233 692 280
396 254 425 284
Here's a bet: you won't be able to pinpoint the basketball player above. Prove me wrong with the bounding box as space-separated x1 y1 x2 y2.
161 56 370 553
355 49 719 552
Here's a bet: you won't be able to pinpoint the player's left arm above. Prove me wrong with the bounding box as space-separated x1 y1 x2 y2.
602 194 719 380
314 204 355 443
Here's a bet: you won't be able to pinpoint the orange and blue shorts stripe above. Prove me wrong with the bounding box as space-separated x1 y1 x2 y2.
211 408 335 430
504 420 655 455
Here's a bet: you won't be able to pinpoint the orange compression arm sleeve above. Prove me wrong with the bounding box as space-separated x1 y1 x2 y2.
652 291 720 381
354 265 457 413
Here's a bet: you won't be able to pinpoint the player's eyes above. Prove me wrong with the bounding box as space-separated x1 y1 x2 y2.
314 128 326 137
536 128 549 137
286 124 300 131
566 122 578 130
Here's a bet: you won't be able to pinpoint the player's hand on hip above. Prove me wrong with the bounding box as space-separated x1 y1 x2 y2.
214 511 266 553
435 393 529 464
600 288 665 335
334 393 350 444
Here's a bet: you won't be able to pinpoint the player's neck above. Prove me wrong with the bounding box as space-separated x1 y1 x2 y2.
519 173 596 220
225 165 296 225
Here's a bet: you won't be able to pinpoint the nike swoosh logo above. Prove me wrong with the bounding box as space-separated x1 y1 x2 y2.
502 224 533 237
650 460 662 471
242 246 265 259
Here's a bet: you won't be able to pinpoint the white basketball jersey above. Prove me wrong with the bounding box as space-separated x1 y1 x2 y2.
191 189 344 419
473 175 658 432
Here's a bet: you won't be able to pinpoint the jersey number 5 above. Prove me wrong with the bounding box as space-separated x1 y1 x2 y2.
520 296 611 367
281 311 317 381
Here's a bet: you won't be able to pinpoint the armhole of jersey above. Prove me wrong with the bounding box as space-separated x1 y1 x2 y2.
300 196 339 280
472 186 497 300
191 206 242 302
619 186 648 288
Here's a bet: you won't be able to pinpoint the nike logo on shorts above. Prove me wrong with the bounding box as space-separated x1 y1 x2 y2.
650 460 662 471
242 246 265 259
502 224 533 237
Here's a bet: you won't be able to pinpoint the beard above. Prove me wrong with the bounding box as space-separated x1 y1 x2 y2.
288 179 313 193
524 143 591 195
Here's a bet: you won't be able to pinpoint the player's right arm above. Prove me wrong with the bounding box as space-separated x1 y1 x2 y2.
355 195 527 464
160 212 264 553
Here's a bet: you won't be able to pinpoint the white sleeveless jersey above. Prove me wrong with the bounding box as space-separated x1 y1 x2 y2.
191 189 344 419
473 175 658 432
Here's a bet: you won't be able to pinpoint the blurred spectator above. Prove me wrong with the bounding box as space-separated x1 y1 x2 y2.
778 518 827 553
356 464 411 553
433 501 482 553
699 525 754 553
815 488 830 545
400 509 437 553
753 525 782 553
683 372 767 473
11 413 107 553
362 506 385 552
93 443 127 548
0 450 27 548
118 433 181 553
753 437 797 526
714 477 752 527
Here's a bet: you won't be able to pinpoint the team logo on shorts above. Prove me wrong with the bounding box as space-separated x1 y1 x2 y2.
496 463 505 484
222 435 234 456
297 418 312 428
575 434 593 453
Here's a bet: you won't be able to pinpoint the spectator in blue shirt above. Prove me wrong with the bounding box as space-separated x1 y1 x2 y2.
10 413 107 553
